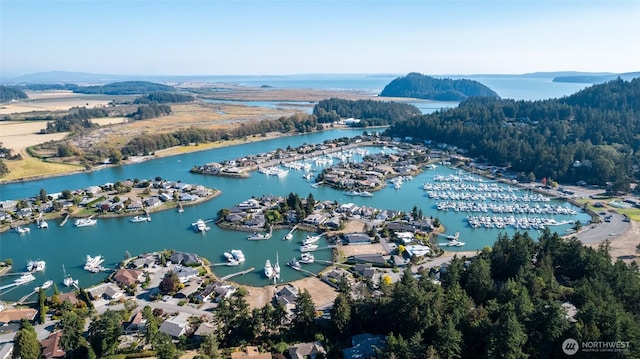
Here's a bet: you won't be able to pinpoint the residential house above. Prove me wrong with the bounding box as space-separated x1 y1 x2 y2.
113 268 144 287
103 286 124 300
159 312 191 338
143 197 162 208
0 308 37 324
287 342 326 359
274 285 299 314
40 331 65 359
169 252 200 266
172 266 199 283
174 278 201 299
124 311 147 335
344 233 371 245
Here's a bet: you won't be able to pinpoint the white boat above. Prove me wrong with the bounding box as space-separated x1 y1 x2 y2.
62 265 78 288
300 244 319 252
192 219 210 232
273 253 281 280
74 217 97 227
14 226 30 234
264 259 273 278
35 280 54 291
226 259 240 266
446 231 460 241
231 249 246 262
302 234 322 245
38 221 49 229
14 273 36 285
345 189 373 197
247 230 272 240
284 233 293 240
447 240 466 247
84 255 105 272
288 258 301 271
27 260 46 272
302 173 313 180
178 204 184 213
223 252 234 261
300 253 315 264
130 215 151 223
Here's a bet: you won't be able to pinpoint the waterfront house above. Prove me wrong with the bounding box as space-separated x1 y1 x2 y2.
159 312 191 338
143 197 162 208
174 278 201 299
172 266 199 283
169 252 200 266
40 331 65 359
113 269 144 288
275 285 299 314
287 341 326 359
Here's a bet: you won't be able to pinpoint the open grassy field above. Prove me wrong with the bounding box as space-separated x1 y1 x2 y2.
0 90 128 115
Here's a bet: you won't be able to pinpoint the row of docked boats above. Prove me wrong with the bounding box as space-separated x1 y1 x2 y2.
84 254 106 273
436 201 577 215
467 215 573 230
247 227 273 240
258 166 289 177
26 260 46 272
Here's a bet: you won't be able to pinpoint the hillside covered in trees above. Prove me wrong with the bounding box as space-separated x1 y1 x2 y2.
385 78 640 190
380 72 500 101
0 85 28 102
133 92 195 104
313 98 421 126
72 81 174 95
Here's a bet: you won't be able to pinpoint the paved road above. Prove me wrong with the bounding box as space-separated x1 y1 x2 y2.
571 212 630 245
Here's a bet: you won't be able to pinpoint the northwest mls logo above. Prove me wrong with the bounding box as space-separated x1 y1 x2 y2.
562 338 631 355
562 338 579 355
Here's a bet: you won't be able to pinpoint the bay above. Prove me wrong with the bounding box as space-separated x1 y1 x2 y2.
0 74 592 301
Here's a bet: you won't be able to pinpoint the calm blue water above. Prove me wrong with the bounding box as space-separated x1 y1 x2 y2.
0 76 591 301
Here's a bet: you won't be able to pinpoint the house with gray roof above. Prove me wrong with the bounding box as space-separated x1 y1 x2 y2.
159 312 191 338
169 252 200 266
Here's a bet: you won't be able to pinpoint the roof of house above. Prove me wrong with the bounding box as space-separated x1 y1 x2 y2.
288 342 326 359
0 308 37 323
40 331 65 359
159 313 190 338
113 268 143 287
169 252 200 266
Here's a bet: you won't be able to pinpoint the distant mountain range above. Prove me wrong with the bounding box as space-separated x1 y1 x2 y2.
1 70 637 86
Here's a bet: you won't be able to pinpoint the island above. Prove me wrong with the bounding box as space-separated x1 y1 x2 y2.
379 72 500 101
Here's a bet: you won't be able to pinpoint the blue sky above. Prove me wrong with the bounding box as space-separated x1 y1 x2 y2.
1 0 638 76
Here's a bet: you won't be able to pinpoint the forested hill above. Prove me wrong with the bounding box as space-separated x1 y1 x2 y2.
0 85 28 102
72 81 174 95
384 78 640 190
380 72 499 101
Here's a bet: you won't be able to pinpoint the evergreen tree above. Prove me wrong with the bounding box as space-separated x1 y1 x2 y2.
330 294 352 339
292 289 316 340
12 319 42 359
60 311 84 353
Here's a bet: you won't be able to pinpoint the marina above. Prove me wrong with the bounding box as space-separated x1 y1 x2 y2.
0 129 591 302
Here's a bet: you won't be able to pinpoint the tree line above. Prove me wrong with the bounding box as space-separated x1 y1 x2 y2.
313 97 422 125
133 92 195 104
0 85 28 102
385 78 640 190
72 81 175 95
121 113 322 156
379 72 500 101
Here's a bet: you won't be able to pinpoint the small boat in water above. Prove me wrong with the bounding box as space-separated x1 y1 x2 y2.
300 253 315 264
302 234 322 245
288 258 301 271
192 219 210 232
300 244 319 252
264 259 273 278
130 215 151 223
35 280 53 291
14 273 36 285
14 226 30 234
27 260 46 272
74 217 97 227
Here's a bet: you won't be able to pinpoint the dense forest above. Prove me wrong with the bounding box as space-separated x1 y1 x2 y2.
43 107 107 133
12 83 80 91
553 72 640 84
380 72 499 101
120 113 322 156
0 85 28 102
133 92 195 104
128 103 172 121
313 98 422 126
385 78 640 190
72 81 174 95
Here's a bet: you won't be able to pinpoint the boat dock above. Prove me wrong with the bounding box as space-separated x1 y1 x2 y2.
17 289 38 304
220 267 255 281
60 213 69 227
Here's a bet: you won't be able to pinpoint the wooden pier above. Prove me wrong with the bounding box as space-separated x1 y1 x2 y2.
220 267 255 281
60 213 69 227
